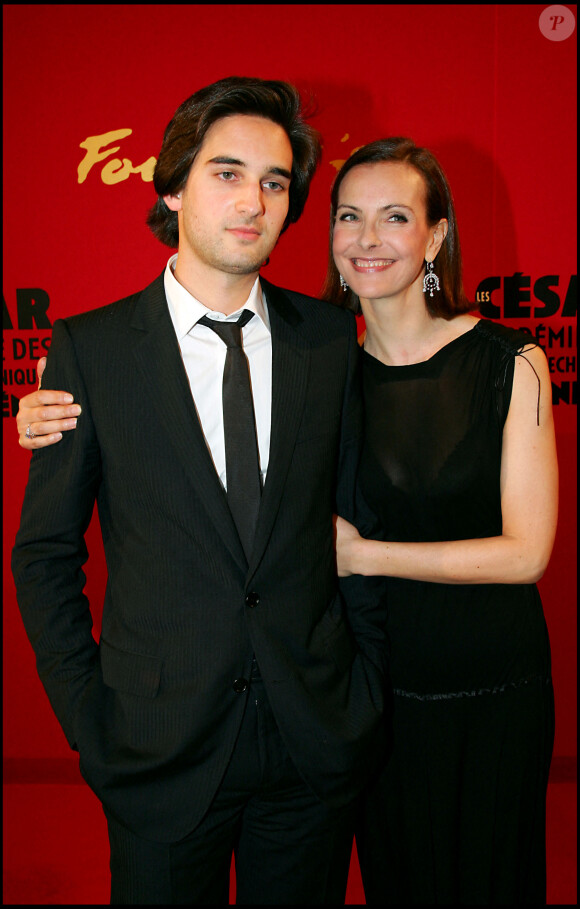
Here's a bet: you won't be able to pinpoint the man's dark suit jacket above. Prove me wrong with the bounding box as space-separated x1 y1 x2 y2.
12 274 387 843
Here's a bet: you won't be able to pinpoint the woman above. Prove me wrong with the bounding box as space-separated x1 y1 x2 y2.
324 138 557 904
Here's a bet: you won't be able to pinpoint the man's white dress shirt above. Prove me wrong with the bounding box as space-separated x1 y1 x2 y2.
164 254 272 490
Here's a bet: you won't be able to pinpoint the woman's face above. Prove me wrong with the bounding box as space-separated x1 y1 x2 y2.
332 161 446 304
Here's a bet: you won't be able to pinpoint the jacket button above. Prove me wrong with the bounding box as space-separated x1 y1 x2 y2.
233 678 248 693
245 591 260 608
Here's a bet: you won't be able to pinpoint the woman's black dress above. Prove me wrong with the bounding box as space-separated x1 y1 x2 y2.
355 319 554 905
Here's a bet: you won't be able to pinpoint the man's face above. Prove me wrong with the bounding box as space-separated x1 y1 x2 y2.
164 114 293 280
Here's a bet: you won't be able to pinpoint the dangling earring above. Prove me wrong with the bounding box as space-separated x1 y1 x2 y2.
339 274 348 292
422 260 440 297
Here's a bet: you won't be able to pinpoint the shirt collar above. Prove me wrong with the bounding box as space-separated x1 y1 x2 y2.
164 254 270 339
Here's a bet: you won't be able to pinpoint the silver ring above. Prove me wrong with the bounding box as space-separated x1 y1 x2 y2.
25 424 36 440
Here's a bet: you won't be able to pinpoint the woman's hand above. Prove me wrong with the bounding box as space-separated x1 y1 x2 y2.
16 357 81 450
335 514 364 577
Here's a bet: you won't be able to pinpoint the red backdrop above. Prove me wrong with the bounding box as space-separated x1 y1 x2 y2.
3 4 577 766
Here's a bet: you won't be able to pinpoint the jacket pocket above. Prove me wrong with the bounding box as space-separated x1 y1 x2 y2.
100 637 162 699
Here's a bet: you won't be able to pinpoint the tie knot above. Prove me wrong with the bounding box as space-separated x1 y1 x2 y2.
199 310 254 348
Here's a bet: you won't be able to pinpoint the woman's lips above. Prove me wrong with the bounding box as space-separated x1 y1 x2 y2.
350 258 395 272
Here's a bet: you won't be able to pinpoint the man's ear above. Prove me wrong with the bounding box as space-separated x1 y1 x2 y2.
163 192 182 212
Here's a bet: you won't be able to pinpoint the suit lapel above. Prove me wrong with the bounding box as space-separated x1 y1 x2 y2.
129 275 247 570
249 280 310 575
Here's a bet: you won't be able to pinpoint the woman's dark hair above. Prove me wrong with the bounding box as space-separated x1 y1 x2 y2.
146 77 322 247
321 137 472 319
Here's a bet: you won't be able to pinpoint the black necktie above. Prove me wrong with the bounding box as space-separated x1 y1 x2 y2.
198 310 262 560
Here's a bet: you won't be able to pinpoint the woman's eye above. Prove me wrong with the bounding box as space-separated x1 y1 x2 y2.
338 212 357 222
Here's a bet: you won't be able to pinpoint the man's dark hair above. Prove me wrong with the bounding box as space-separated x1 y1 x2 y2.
146 77 322 247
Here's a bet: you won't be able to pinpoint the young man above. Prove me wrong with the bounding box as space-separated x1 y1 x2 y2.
12 77 387 905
